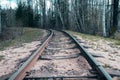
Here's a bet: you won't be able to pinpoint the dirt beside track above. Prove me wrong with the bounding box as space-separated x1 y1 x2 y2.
0 30 47 80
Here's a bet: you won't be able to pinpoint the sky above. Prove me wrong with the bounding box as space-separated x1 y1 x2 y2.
0 0 51 9
0 0 17 9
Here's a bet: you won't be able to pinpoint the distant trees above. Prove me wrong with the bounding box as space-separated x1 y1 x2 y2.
0 0 120 37
52 0 69 29
15 2 34 27
30 0 120 37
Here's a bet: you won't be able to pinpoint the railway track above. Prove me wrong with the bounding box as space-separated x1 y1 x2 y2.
9 30 112 80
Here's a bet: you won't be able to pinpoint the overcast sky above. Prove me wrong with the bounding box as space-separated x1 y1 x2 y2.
0 0 51 9
0 0 17 9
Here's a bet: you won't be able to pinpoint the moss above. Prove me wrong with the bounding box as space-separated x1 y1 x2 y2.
0 27 43 51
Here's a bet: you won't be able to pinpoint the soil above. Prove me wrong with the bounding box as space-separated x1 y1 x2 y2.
0 30 47 80
72 34 120 71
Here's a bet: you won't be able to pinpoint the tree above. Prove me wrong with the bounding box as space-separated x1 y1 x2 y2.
112 0 119 34
0 6 1 33
102 0 107 37
43 0 46 28
10 0 120 37
15 2 34 27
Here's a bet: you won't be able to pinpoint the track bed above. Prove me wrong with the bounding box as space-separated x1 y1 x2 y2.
25 31 97 80
9 30 112 80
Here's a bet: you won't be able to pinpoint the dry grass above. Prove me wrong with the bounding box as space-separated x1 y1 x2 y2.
0 27 43 51
67 31 120 46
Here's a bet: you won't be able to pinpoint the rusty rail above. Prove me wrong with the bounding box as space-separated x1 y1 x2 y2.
62 31 112 80
9 30 53 80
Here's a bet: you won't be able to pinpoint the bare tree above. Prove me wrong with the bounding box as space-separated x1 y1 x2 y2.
42 0 46 28
112 0 119 33
0 6 1 33
102 0 107 36
3 0 118 37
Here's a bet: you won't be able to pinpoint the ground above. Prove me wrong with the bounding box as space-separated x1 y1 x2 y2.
0 29 120 79
0 27 46 79
27 31 93 80
67 31 120 71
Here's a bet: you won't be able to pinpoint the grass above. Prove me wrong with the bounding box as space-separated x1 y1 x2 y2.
67 31 120 46
0 27 43 51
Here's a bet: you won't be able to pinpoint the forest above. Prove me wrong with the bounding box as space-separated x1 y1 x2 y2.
0 0 120 38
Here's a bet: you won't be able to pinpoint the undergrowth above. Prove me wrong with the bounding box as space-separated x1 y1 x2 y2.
0 27 43 51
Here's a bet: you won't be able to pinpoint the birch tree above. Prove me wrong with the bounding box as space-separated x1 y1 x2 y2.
102 0 107 36
13 0 120 36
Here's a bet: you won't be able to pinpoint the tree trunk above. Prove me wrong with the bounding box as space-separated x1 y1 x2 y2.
102 0 107 37
0 7 1 34
112 0 119 33
43 0 46 29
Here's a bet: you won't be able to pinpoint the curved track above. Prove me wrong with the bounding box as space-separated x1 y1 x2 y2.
9 30 112 80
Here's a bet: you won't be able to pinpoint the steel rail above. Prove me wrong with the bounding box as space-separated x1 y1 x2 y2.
8 30 54 80
62 31 112 80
